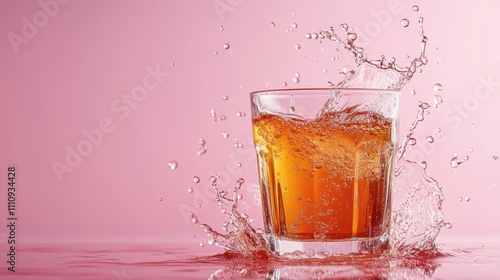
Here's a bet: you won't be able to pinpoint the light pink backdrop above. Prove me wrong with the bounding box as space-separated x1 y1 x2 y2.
0 0 499 245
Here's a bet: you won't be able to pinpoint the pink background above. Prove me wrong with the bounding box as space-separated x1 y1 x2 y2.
0 0 499 247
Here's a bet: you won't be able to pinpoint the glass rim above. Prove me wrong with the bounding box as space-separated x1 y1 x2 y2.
250 87 400 97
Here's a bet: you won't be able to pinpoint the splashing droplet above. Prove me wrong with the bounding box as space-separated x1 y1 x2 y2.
222 131 230 138
199 242 205 247
433 83 443 92
458 197 463 201
294 43 301 50
434 95 443 108
408 138 417 146
234 143 244 148
236 111 246 117
471 123 476 128
193 176 200 184
210 176 217 183
220 25 224 31
199 138 206 146
187 188 193 193
270 22 275 27
223 43 230 49
444 222 452 229
291 23 298 29
464 196 470 202
221 95 229 100
412 5 420 12
159 197 163 201
167 161 178 170
292 77 300 83
283 82 288 87
426 136 434 143
410 90 416 95
493 155 499 160
400 19 410 27
450 154 468 168
305 33 312 39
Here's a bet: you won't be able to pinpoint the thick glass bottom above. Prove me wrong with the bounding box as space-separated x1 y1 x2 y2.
267 233 389 258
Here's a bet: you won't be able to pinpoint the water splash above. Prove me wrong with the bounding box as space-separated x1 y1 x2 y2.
192 17 444 259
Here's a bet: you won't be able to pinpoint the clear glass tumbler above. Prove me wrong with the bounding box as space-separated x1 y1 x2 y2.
250 88 400 256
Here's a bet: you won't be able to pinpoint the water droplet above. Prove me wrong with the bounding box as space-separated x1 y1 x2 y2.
471 123 476 128
236 111 246 117
322 69 328 74
199 242 205 247
305 33 312 39
420 161 427 169
270 22 275 27
493 155 499 160
409 138 417 146
444 223 452 229
188 188 193 193
433 83 443 92
464 196 470 202
294 43 301 50
400 19 410 27
220 25 224 31
458 197 463 201
159 197 163 201
222 131 230 138
210 176 217 183
412 5 420 12
214 51 218 55
167 161 178 170
292 77 300 83
311 33 319 40
197 204 202 209
283 82 288 87
234 143 244 148
223 43 230 49
237 162 242 167
291 23 298 29
434 95 443 107
291 12 296 16
426 136 435 143
221 95 228 100
170 62 175 66
199 138 206 146
340 23 348 31
410 90 416 95
193 176 200 184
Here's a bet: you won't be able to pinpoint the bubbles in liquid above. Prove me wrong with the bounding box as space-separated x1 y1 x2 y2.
400 19 410 27
167 161 178 170
433 83 443 92
412 5 420 12
193 176 200 184
294 43 301 50
426 136 435 143
223 43 230 49
270 22 275 27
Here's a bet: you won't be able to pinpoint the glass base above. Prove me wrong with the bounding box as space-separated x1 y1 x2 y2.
267 234 389 258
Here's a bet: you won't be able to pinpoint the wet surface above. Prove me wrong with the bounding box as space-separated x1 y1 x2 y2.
1 241 500 279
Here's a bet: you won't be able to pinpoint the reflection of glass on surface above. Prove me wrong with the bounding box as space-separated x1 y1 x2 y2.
251 88 400 256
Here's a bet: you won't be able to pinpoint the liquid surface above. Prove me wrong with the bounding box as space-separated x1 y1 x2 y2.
2 242 500 279
253 110 393 240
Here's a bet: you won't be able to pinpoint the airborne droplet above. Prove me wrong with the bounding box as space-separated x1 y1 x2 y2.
294 43 301 50
193 176 200 184
222 131 230 138
400 19 410 27
223 43 230 49
167 161 178 170
412 5 420 12
433 83 443 92
270 22 275 27
426 136 434 143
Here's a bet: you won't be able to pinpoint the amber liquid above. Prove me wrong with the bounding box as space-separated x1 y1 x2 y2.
253 109 394 241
